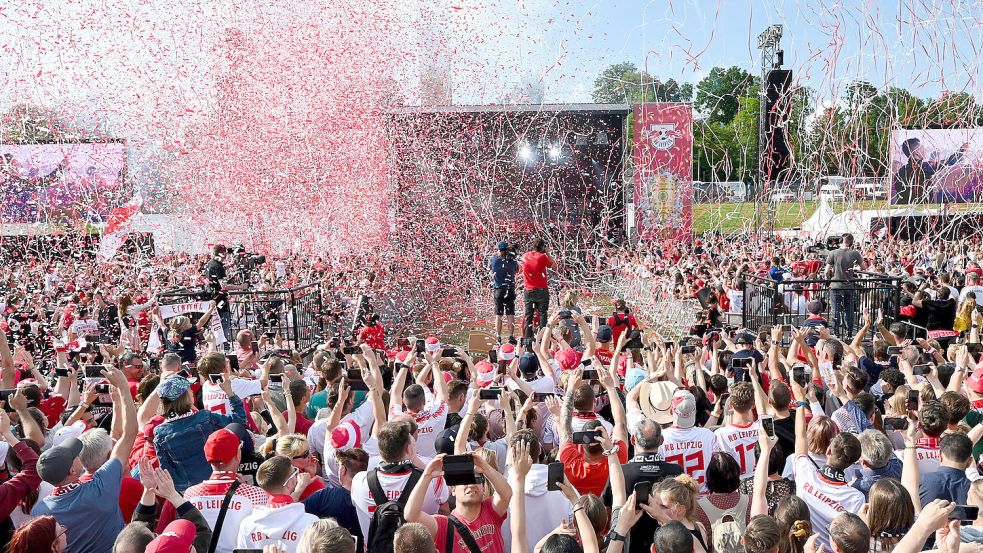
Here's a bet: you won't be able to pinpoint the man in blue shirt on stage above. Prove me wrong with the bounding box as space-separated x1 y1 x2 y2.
489 241 519 344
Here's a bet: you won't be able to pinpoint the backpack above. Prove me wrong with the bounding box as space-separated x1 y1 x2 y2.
698 493 748 553
366 468 423 553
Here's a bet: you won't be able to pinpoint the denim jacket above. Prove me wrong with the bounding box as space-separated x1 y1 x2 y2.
153 395 247 493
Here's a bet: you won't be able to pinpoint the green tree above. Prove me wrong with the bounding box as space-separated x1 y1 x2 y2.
695 66 755 125
592 62 693 104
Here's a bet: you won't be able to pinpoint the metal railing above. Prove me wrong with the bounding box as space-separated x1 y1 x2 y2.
160 283 326 354
602 271 699 339
741 272 902 339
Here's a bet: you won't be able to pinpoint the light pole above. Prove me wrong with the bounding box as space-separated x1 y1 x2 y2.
756 24 783 235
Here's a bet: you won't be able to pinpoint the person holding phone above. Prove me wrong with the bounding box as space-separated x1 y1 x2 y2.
404 452 512 553
558 368 629 497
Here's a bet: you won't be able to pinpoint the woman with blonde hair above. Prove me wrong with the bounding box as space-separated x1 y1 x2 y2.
645 475 709 553
273 433 326 500
773 496 813 553
151 301 215 364
863 478 914 552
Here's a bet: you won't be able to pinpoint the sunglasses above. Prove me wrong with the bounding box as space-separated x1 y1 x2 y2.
282 467 300 488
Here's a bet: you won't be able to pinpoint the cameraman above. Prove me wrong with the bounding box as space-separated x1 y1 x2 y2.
203 244 246 339
825 232 867 337
520 238 553 339
488 241 518 343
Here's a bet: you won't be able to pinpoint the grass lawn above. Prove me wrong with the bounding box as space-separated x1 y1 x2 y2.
691 200 983 233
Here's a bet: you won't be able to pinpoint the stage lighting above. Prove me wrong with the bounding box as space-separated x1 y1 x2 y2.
547 144 563 161
518 143 533 162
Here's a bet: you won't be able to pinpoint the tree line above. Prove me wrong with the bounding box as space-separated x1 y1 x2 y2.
592 62 983 185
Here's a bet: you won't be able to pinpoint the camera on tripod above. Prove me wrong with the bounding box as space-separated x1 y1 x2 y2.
229 244 266 280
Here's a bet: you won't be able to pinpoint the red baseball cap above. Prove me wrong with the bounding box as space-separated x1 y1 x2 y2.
204 429 240 464
146 519 196 553
555 348 582 372
968 367 983 394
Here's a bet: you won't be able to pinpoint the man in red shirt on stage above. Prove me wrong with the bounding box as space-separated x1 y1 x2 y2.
519 239 553 339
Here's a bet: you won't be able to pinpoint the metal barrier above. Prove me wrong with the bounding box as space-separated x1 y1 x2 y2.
160 283 326 354
741 272 902 339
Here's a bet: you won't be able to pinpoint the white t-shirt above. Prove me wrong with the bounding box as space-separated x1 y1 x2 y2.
390 400 449 457
894 442 941 474
506 375 557 395
714 421 760 479
237 501 318 553
351 466 449 539
660 425 719 490
185 475 270 553
727 289 744 314
793 454 865 549
202 378 263 416
961 285 983 302
320 400 377 486
501 464 570 553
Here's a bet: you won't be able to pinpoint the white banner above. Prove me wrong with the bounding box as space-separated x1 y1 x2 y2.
146 301 226 354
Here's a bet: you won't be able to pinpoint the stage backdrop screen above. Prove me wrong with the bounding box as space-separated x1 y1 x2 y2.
890 128 983 204
1 142 128 225
633 103 693 240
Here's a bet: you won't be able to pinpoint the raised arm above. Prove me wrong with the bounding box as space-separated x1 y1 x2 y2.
390 363 409 413
455 393 482 455
432 359 449 404
105 366 138 463
195 301 216 331
750 431 776 516
599 367 628 444
558 368 583 445
473 452 512 516
404 455 443 535
902 422 922 514
791 379 808 457
509 440 533 553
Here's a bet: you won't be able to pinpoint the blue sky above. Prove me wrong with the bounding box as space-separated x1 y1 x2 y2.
475 0 983 106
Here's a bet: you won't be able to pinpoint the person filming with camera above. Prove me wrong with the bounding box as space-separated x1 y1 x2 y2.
203 244 250 339
489 241 519 344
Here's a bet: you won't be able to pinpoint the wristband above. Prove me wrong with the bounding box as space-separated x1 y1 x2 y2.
796 401 808 408
603 444 621 457
608 530 626 542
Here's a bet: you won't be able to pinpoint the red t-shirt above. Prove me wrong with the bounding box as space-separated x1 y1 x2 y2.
435 498 507 553
282 410 314 435
358 325 386 350
559 439 629 496
298 477 325 501
520 252 553 290
38 395 68 429
607 313 637 344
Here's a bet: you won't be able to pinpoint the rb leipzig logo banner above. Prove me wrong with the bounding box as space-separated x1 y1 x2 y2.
633 103 694 241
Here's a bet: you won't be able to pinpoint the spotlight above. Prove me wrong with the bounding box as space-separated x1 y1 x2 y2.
518 143 533 162
547 144 563 161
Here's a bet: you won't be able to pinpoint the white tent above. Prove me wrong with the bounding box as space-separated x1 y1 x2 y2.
821 206 939 241
800 198 836 235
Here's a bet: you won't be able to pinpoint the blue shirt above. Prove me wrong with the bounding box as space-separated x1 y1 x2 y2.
489 255 518 289
33 458 125 553
920 465 970 507
303 486 362 544
851 457 902 497
769 266 788 282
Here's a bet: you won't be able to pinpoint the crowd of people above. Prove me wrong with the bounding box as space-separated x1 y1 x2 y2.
2 230 983 553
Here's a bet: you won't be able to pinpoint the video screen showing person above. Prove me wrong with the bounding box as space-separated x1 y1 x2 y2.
1 142 128 224
891 128 982 204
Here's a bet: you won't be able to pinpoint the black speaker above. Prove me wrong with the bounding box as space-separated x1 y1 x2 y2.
764 69 793 182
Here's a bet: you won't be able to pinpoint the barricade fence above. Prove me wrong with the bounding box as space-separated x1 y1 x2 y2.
160 283 326 355
741 272 902 340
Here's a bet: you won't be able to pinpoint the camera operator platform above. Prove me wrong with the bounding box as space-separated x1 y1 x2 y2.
489 241 519 344
203 244 256 340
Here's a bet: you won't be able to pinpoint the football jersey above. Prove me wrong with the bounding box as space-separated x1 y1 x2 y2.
714 421 760 479
351 466 449 539
184 474 270 553
660 426 718 490
202 378 263 416
793 455 865 549
390 400 449 457
320 400 376 486
236 497 318 553
894 437 941 474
